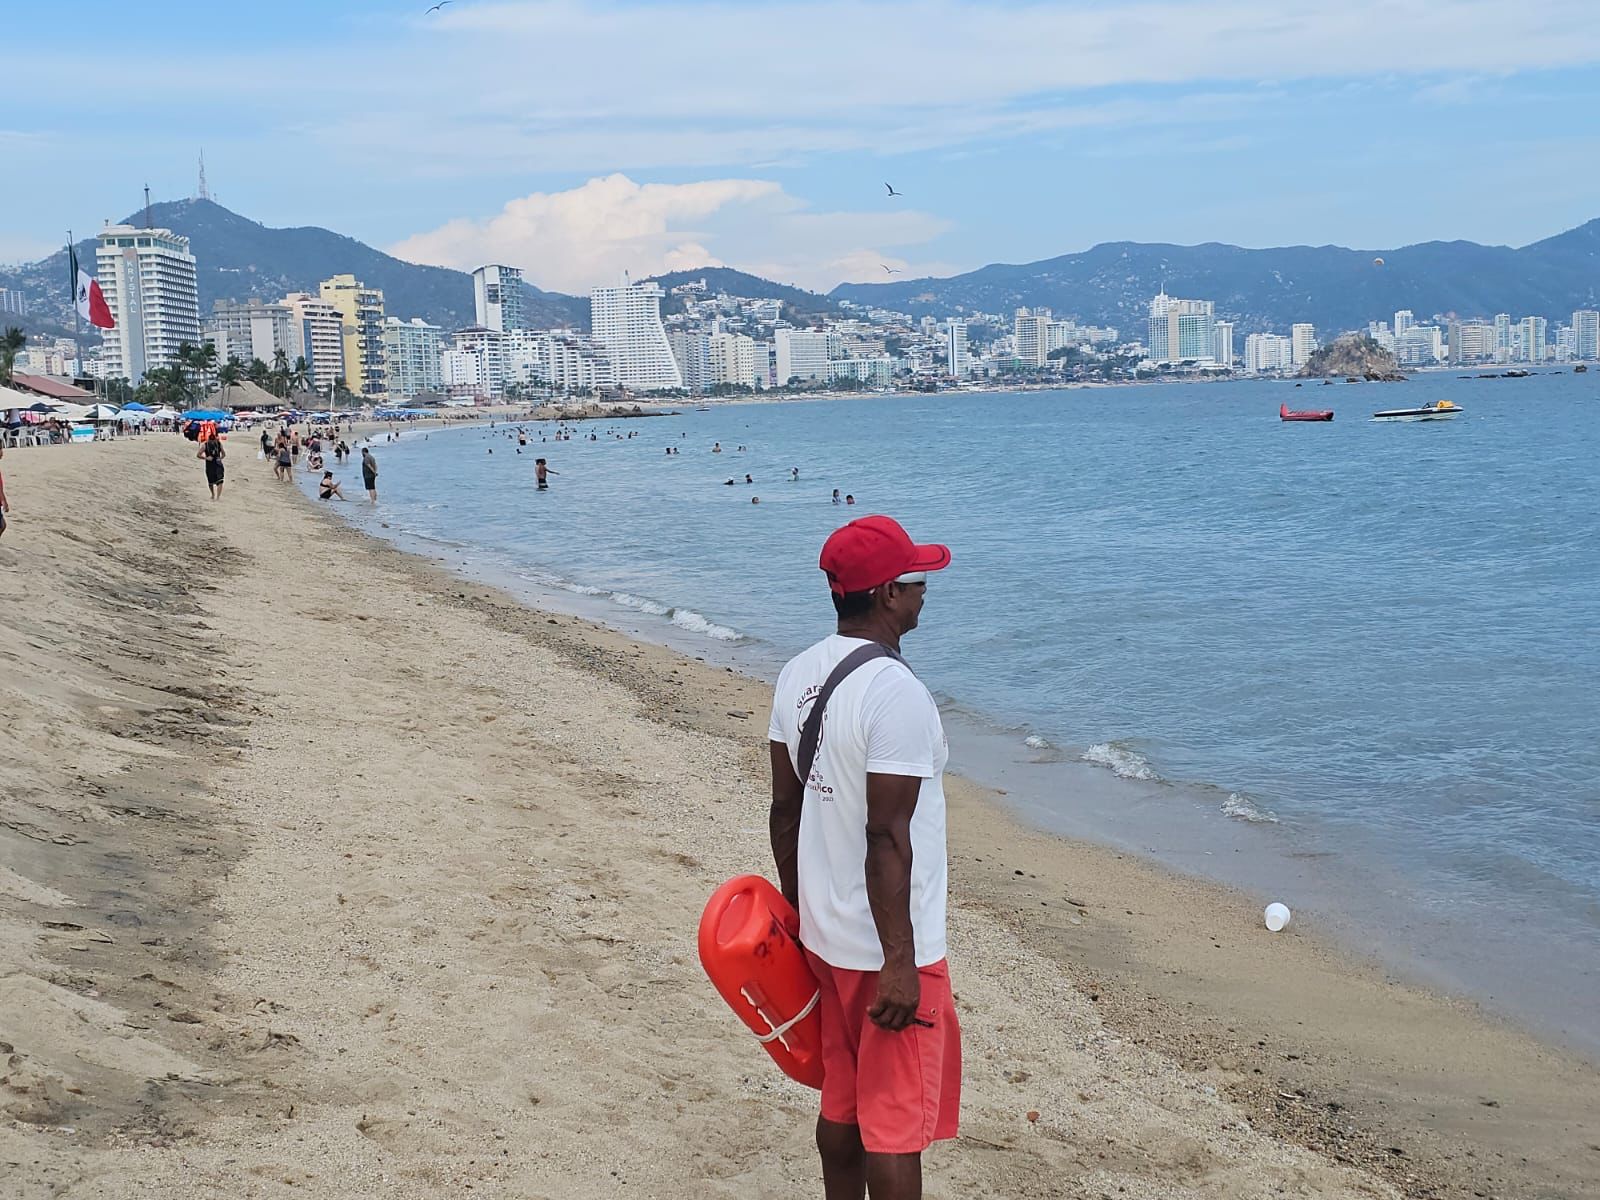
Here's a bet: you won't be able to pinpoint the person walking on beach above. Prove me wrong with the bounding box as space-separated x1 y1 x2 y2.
361 447 379 504
768 514 959 1200
199 434 226 500
275 436 292 482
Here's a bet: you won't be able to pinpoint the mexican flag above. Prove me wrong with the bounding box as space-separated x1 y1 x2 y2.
69 244 115 329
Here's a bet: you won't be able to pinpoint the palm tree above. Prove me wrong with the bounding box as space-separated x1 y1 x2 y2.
246 357 270 387
289 356 310 397
0 326 25 384
217 359 243 411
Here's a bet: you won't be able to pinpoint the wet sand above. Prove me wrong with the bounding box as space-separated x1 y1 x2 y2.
1 434 1596 1198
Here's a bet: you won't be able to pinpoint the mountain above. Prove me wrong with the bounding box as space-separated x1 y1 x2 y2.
0 198 587 334
645 267 843 320
829 221 1600 334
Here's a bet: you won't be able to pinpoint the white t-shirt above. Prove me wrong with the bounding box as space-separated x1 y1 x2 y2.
769 634 949 971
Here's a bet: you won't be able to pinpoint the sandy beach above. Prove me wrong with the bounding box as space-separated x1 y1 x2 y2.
2 433 1597 1199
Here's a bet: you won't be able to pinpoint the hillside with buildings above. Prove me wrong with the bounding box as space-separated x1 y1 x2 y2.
646 268 844 322
4 201 1596 404
0 199 587 334
830 220 1600 335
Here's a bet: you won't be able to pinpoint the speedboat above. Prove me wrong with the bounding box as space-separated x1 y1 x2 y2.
1280 403 1333 422
1372 399 1462 421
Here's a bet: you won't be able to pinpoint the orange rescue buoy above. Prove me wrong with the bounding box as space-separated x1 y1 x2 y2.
698 875 823 1089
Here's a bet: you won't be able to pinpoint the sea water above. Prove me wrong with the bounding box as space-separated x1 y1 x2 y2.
315 372 1600 1053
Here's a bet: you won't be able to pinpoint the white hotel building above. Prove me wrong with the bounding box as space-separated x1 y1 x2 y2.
589 281 683 391
95 224 202 384
381 317 445 398
282 293 346 391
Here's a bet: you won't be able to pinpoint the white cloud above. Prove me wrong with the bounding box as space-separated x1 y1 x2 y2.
388 174 952 293
12 1 1600 179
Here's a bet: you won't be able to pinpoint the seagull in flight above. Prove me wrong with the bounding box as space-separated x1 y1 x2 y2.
881 265 901 275
425 0 453 12
884 182 904 197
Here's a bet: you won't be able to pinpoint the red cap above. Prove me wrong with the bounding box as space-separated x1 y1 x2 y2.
819 515 952 595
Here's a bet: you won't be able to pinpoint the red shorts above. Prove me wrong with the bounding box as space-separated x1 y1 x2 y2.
805 950 961 1155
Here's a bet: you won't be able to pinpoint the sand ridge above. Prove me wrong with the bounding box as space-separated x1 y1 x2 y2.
0 434 1593 1197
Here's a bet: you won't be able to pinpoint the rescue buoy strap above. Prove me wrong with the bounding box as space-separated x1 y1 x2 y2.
754 988 821 1044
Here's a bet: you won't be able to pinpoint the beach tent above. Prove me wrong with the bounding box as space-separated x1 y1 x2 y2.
120 401 152 412
181 409 231 422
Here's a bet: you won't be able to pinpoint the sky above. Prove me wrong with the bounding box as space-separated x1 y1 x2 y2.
6 0 1600 294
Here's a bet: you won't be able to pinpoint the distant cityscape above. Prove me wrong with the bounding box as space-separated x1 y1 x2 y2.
9 220 1600 403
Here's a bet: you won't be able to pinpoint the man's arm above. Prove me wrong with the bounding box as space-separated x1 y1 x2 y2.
864 772 920 1031
769 740 803 916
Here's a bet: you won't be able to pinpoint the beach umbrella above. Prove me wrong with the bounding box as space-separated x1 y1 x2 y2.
150 406 182 420
83 403 122 421
25 400 63 413
120 401 151 412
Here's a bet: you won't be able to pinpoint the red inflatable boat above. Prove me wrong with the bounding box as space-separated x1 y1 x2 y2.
1280 403 1334 422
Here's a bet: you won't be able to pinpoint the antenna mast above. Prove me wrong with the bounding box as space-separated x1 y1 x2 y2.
198 151 210 202
143 184 152 228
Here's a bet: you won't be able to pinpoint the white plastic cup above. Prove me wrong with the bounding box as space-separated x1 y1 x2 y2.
1264 902 1291 932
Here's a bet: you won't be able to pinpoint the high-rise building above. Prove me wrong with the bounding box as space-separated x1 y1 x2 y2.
1394 310 1414 338
1147 291 1217 364
589 281 682 391
1571 310 1599 360
0 287 27 316
442 326 506 399
1243 332 1294 373
775 328 839 385
1449 320 1498 365
380 317 445 398
319 274 387 399
472 265 527 334
1290 323 1318 368
1395 325 1444 366
1493 313 1513 361
505 329 616 393
669 329 712 394
1213 320 1235 369
94 224 202 384
946 319 970 378
707 331 759 389
1518 316 1548 364
205 299 294 367
1013 308 1049 367
282 293 346 392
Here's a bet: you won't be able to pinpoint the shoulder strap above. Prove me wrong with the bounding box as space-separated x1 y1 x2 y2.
795 642 905 785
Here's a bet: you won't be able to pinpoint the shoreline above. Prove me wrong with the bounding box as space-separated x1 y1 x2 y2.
328 413 1600 1063
2 437 1597 1198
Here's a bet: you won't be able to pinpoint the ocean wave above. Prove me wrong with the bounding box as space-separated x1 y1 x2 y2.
669 608 743 641
1082 742 1160 781
1221 792 1279 824
1022 734 1054 750
611 592 671 616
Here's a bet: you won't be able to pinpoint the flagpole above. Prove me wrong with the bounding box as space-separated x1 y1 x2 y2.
66 230 92 397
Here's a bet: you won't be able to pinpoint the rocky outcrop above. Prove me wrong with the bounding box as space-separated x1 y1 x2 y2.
1298 336 1405 380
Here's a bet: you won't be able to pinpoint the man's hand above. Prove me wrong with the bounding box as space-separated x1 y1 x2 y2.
868 956 920 1031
